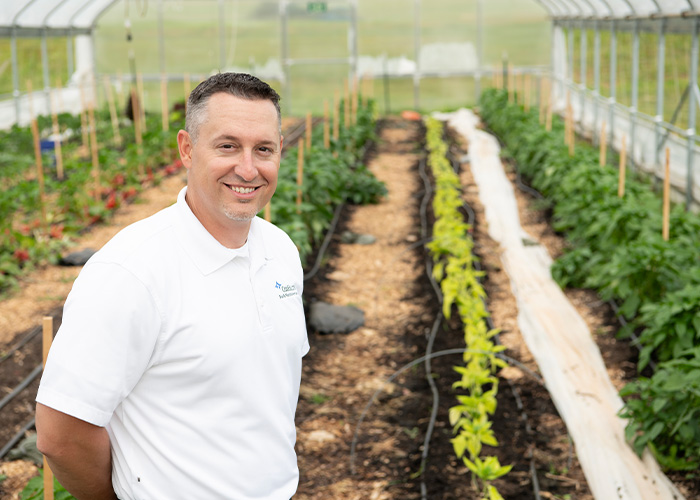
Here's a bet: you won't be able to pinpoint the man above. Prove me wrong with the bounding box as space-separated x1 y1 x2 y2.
36 73 309 500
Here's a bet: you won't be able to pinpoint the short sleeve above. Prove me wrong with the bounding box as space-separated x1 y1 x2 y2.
36 262 162 427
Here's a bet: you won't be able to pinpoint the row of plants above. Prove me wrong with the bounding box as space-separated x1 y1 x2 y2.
14 96 386 500
0 90 386 294
479 88 699 472
0 103 184 295
270 98 386 265
424 117 511 500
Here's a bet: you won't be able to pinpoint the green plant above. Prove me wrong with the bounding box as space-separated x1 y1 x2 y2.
20 470 76 500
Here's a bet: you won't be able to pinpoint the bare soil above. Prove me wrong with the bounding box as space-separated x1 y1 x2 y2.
0 115 696 500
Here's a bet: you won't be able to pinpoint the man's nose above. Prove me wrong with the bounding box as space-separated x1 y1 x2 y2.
234 150 257 181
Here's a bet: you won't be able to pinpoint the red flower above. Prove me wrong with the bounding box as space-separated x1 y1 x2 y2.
14 249 30 263
49 224 64 239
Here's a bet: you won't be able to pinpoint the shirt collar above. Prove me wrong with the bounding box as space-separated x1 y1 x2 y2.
173 187 270 275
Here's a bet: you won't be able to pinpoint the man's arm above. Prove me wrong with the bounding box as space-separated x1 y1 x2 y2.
35 403 118 500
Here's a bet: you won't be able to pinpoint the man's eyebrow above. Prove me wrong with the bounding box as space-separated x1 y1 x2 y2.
212 134 278 147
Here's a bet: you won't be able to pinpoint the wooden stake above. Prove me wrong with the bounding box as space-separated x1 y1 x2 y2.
296 142 304 214
545 97 553 132
161 75 169 132
26 80 35 120
344 80 350 129
29 118 47 227
79 79 89 155
524 73 531 112
305 111 312 150
54 77 64 113
662 147 670 241
599 121 607 167
539 77 546 124
103 77 122 146
352 76 358 125
137 73 146 132
507 63 514 103
618 135 627 198
333 90 340 141
87 104 100 200
116 72 124 108
264 202 271 222
323 100 330 149
184 73 190 112
42 316 54 500
50 90 64 180
131 89 144 176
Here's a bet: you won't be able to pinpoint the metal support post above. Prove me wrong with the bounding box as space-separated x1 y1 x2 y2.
475 0 483 102
686 17 699 209
630 20 640 172
580 26 587 129
158 0 166 75
609 21 617 158
593 20 600 146
67 35 74 78
218 0 226 71
413 0 420 110
349 0 358 86
11 31 20 123
655 19 666 180
42 30 51 115
280 0 290 112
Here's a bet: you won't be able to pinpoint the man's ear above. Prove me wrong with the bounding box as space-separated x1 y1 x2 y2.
177 130 193 169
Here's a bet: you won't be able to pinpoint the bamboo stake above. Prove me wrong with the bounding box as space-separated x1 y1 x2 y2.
131 89 144 176
568 95 575 157
137 73 146 132
79 79 89 156
29 118 47 227
545 97 553 132
54 77 64 112
184 73 190 112
333 90 340 141
352 76 358 125
87 103 100 200
539 77 546 124
507 63 514 103
42 316 54 500
116 72 124 108
344 80 350 129
305 111 312 150
103 77 122 146
26 80 35 120
524 73 531 112
323 100 330 149
599 121 607 167
662 147 671 241
618 135 627 198
264 202 271 222
296 142 304 214
161 75 169 132
50 90 64 180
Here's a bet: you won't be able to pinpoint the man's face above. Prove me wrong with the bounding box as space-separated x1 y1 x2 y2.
178 93 282 243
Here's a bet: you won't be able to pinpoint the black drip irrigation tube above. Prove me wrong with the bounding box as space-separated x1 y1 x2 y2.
350 151 545 500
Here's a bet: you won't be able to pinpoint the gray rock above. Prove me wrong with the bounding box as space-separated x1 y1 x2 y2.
340 231 376 245
309 301 365 334
59 248 97 266
7 433 42 466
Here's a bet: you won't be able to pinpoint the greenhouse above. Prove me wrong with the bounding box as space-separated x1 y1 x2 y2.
0 0 698 499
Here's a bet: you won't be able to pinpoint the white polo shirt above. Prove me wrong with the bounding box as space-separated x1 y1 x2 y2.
37 187 309 500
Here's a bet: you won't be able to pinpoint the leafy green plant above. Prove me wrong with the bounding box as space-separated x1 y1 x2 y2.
479 87 700 471
425 117 509 499
619 347 700 471
20 470 76 500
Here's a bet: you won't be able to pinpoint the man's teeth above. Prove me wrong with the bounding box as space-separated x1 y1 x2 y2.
229 186 256 194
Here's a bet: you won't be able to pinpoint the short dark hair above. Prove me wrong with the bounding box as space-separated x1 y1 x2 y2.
185 72 282 143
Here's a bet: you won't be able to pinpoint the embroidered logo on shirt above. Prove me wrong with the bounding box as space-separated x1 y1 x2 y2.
276 282 298 299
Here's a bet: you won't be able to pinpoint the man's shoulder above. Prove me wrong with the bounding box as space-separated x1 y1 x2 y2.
91 205 177 266
253 217 298 256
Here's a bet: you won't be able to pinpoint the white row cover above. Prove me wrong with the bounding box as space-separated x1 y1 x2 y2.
536 0 700 18
1 0 699 36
